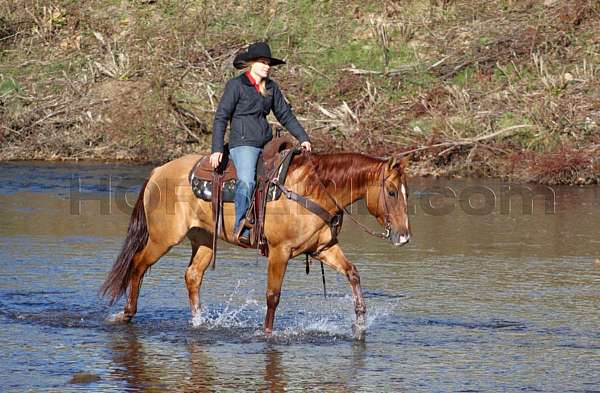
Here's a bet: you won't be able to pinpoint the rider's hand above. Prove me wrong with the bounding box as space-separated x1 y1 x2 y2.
301 141 312 152
210 152 223 169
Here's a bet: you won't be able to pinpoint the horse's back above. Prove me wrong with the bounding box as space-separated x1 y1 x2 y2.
144 154 212 241
151 154 204 177
146 154 206 191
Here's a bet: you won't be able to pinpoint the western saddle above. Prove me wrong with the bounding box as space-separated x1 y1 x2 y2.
188 136 299 258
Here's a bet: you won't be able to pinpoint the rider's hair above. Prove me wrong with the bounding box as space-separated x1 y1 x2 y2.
241 61 268 96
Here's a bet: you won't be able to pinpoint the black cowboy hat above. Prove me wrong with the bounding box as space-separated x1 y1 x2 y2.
233 42 286 70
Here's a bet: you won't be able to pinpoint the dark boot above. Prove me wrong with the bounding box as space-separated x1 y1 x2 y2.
235 224 251 246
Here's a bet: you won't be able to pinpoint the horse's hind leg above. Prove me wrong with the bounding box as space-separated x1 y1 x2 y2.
123 239 172 321
185 230 213 319
318 245 366 338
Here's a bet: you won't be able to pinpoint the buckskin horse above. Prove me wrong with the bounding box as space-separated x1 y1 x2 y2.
100 149 410 336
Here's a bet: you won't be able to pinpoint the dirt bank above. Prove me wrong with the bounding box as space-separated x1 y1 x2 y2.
1 0 598 184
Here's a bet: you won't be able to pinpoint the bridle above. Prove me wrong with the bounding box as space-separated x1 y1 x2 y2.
379 166 394 239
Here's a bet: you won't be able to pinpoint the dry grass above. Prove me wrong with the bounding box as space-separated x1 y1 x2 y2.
0 0 598 183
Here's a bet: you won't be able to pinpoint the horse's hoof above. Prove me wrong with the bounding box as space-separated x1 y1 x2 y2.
109 312 132 323
190 312 201 324
352 322 366 341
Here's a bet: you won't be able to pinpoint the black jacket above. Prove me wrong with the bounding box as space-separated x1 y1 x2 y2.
211 73 310 153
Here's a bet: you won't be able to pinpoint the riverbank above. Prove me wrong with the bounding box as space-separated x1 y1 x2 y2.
1 1 598 184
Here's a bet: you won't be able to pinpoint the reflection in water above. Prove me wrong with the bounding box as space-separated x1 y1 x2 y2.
107 332 368 392
185 340 217 392
349 341 367 388
108 327 167 392
260 342 368 392
264 345 287 393
108 327 220 392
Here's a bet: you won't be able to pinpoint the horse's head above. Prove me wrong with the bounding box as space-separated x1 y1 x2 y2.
365 156 411 246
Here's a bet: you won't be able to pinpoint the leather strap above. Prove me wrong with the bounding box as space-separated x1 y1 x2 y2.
272 179 343 257
272 180 337 225
210 170 224 269
255 148 300 256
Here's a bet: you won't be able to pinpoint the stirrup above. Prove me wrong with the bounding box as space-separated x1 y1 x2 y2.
235 220 252 247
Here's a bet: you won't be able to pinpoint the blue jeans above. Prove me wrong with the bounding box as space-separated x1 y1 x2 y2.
230 146 262 234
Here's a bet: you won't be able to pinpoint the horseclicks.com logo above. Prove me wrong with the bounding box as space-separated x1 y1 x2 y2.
68 176 556 216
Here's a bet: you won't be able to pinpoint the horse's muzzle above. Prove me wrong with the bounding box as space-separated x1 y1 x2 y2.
390 231 410 246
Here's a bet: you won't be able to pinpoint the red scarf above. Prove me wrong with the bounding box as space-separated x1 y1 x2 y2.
245 71 261 93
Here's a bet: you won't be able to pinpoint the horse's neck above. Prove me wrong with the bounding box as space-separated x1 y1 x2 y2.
324 174 377 209
309 153 383 209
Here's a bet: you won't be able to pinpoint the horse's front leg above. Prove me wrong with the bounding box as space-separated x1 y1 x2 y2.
184 241 213 319
318 245 366 338
264 248 290 333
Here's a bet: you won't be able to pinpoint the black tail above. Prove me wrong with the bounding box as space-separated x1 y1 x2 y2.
100 179 150 305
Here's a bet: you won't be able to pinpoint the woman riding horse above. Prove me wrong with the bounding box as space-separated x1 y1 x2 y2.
210 42 312 245
100 44 411 338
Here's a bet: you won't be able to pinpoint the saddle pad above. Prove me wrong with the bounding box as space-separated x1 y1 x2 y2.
191 178 281 203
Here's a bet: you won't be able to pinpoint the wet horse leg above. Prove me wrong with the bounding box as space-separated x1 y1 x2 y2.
318 245 367 336
264 248 290 333
123 239 172 321
184 238 213 319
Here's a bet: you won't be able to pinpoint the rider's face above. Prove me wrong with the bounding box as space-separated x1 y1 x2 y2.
251 58 271 79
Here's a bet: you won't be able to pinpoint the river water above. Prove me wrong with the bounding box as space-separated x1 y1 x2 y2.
0 162 598 392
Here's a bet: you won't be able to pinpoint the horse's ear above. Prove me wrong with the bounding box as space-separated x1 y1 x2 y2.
399 155 410 170
386 156 409 173
386 157 398 171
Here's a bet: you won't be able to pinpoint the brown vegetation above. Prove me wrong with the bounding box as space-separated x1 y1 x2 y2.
1 0 598 184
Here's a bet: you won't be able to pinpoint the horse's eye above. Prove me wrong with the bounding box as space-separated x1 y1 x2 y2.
388 190 397 198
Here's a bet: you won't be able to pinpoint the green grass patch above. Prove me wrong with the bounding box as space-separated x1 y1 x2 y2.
408 118 441 136
497 112 531 129
447 116 480 138
453 66 475 87
172 89 204 105
387 43 418 69
46 61 67 75
304 75 327 97
496 111 541 148
322 40 381 70
0 78 21 95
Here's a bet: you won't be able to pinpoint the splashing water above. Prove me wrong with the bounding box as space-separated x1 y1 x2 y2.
106 311 127 323
191 281 262 329
189 282 399 339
